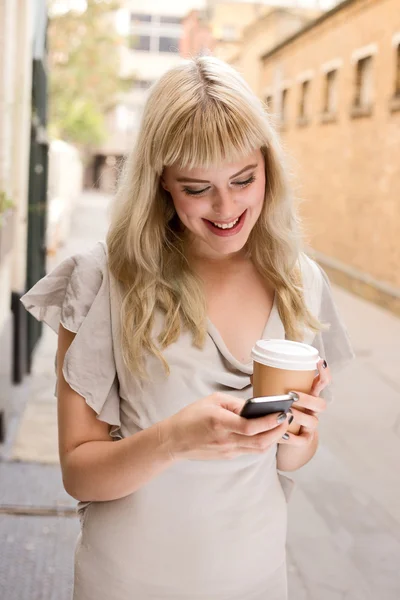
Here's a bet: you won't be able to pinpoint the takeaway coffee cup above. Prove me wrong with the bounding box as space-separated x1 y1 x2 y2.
251 339 320 434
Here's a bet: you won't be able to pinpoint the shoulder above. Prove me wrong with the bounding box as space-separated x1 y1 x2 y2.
298 252 324 283
298 252 325 316
21 241 111 334
67 241 109 282
66 241 109 296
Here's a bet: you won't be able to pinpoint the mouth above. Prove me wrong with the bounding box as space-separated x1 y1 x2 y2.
202 210 247 236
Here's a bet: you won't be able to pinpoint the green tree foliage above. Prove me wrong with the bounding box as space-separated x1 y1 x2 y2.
48 0 125 147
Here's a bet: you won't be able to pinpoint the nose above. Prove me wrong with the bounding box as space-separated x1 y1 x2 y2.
212 188 237 218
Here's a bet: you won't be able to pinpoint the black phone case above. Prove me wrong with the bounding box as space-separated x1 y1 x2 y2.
240 398 294 419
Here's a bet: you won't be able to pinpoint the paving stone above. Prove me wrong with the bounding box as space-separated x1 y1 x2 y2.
0 514 79 600
0 461 75 510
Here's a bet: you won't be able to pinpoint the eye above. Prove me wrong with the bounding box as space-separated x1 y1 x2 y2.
182 174 256 196
233 175 256 188
182 186 210 196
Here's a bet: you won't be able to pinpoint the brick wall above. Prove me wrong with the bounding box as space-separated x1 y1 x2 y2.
180 10 214 58
261 0 400 296
235 9 318 97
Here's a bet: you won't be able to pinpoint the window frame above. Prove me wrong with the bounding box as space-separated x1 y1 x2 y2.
297 79 311 127
351 54 374 119
280 87 289 128
158 36 180 54
129 34 151 52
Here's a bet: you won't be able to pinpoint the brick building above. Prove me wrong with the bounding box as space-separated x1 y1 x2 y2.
230 7 321 97
261 0 400 313
180 9 215 58
208 1 266 63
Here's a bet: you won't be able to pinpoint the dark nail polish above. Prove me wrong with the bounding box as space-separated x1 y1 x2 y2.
277 412 287 424
288 415 294 425
282 433 290 440
323 360 328 369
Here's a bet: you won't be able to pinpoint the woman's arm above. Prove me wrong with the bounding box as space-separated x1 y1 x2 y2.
57 325 177 502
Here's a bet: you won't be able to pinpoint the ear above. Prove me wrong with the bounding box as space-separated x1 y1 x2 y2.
160 176 169 192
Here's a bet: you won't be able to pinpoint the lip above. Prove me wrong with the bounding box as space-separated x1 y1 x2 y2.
207 213 244 225
202 209 247 237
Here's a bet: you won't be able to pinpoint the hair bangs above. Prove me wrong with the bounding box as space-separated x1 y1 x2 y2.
157 98 266 173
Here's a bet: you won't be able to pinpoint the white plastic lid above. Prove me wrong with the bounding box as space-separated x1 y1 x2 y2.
251 339 319 371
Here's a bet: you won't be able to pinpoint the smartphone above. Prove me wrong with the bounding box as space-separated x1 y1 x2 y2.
240 393 296 419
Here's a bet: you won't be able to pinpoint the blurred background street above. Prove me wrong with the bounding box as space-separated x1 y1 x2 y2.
0 0 399 598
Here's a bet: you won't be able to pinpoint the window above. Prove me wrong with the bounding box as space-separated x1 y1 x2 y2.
133 79 153 90
130 35 151 52
354 56 373 108
299 80 310 121
395 44 400 97
131 13 152 23
159 16 181 25
159 37 180 53
281 88 289 123
323 69 337 114
390 43 400 112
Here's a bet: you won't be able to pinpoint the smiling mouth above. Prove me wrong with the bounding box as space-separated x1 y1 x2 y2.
204 210 246 230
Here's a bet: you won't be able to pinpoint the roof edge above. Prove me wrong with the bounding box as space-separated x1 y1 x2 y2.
261 0 359 61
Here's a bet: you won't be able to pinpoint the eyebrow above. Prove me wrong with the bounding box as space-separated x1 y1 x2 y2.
176 163 258 184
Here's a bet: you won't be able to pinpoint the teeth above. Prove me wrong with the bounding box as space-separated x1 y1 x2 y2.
212 217 239 229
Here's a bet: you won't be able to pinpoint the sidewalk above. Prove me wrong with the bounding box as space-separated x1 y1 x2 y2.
0 191 112 600
1 190 400 600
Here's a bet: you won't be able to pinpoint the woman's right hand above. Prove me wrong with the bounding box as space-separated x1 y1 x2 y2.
161 393 290 461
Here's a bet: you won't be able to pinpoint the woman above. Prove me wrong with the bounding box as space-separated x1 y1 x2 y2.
21 56 354 599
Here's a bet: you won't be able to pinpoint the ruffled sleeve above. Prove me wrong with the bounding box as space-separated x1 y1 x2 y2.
20 242 121 439
311 264 355 403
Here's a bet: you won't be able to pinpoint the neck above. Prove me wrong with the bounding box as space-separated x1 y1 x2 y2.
185 237 250 269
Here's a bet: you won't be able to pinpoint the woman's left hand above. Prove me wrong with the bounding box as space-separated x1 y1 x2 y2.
280 359 331 446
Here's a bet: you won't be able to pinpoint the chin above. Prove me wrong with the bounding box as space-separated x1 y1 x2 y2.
211 238 247 255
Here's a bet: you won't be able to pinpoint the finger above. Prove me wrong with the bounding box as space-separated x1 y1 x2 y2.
278 428 315 447
231 421 289 450
290 391 327 414
290 407 319 430
216 393 248 415
224 409 290 436
311 359 332 396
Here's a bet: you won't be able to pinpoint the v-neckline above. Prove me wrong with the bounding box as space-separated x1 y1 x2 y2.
206 293 285 375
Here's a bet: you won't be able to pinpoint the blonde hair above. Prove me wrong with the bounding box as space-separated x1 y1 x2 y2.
107 56 322 381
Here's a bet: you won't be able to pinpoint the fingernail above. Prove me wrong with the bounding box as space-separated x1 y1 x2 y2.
282 433 290 440
322 360 328 369
289 392 299 402
277 412 287 424
288 415 294 425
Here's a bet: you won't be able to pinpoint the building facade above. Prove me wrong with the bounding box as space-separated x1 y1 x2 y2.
208 1 265 63
89 0 205 191
180 9 215 59
230 7 321 96
261 0 400 313
0 0 48 442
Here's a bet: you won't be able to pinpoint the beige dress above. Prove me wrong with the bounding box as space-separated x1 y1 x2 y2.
21 242 354 600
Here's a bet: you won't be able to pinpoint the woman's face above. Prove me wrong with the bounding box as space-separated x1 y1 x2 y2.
161 149 266 261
